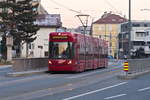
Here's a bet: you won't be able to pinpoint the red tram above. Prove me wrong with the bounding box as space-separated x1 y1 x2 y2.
48 32 108 72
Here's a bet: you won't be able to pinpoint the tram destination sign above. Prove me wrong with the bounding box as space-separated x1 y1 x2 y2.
52 35 68 40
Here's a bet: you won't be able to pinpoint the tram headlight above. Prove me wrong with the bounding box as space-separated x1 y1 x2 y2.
49 61 52 64
68 60 72 64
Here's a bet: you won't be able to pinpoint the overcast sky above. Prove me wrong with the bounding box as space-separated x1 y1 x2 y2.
41 0 150 28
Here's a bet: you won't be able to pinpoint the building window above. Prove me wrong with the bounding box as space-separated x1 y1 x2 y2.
38 45 43 49
125 34 129 39
144 24 148 27
44 39 48 41
136 33 140 37
99 26 104 31
44 51 48 57
108 25 112 31
112 19 116 22
141 33 144 37
44 44 48 46
136 32 146 37
132 24 140 27
29 43 32 49
146 32 149 36
29 43 35 49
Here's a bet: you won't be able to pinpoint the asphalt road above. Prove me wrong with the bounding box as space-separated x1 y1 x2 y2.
0 60 149 100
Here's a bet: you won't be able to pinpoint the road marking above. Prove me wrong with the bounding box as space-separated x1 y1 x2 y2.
104 94 126 99
63 82 127 100
138 86 150 92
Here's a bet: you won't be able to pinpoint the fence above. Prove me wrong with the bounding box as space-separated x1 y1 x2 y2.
127 58 150 74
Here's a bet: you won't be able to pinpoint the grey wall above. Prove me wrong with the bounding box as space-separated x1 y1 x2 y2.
12 58 48 72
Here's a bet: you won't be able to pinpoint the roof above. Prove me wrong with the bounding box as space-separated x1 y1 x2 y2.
94 12 127 24
35 14 62 27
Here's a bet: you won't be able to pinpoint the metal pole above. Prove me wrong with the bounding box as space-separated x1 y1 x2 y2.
83 26 87 68
90 18 94 36
109 33 112 56
122 33 124 56
105 24 106 40
76 14 90 68
128 0 132 58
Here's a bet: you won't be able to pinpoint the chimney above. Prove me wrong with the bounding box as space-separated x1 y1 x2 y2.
101 11 108 18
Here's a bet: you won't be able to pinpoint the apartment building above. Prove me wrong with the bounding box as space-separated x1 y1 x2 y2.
118 21 150 58
92 12 127 58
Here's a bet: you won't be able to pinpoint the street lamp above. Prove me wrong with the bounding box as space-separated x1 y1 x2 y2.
76 14 90 68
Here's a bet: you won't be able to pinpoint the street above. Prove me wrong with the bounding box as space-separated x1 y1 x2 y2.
0 0 150 100
0 61 150 100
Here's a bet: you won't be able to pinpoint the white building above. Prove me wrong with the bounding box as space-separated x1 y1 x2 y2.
21 14 62 58
18 0 62 58
119 20 150 57
131 23 150 55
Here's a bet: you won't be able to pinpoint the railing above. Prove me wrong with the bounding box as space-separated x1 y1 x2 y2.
127 58 150 74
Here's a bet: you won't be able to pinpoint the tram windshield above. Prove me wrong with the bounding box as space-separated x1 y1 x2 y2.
49 42 74 59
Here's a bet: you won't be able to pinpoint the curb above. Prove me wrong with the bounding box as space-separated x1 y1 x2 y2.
117 70 150 80
108 60 123 67
7 69 47 77
0 65 12 69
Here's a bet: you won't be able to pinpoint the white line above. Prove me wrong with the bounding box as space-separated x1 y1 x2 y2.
63 82 127 100
138 87 150 92
104 94 126 99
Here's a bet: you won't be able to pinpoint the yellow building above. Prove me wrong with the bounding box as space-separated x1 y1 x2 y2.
92 12 127 58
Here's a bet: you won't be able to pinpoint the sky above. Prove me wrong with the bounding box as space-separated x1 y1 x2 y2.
41 0 150 28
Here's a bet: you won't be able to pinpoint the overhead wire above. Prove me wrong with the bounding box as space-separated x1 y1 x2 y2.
104 0 118 12
50 0 81 14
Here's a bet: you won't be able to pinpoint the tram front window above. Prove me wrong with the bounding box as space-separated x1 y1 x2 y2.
49 42 74 59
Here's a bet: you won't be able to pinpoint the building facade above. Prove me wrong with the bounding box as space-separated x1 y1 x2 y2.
119 21 150 58
92 12 127 58
21 14 62 58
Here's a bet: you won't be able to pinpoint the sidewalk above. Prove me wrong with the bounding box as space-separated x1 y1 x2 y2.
117 70 150 80
117 60 150 80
